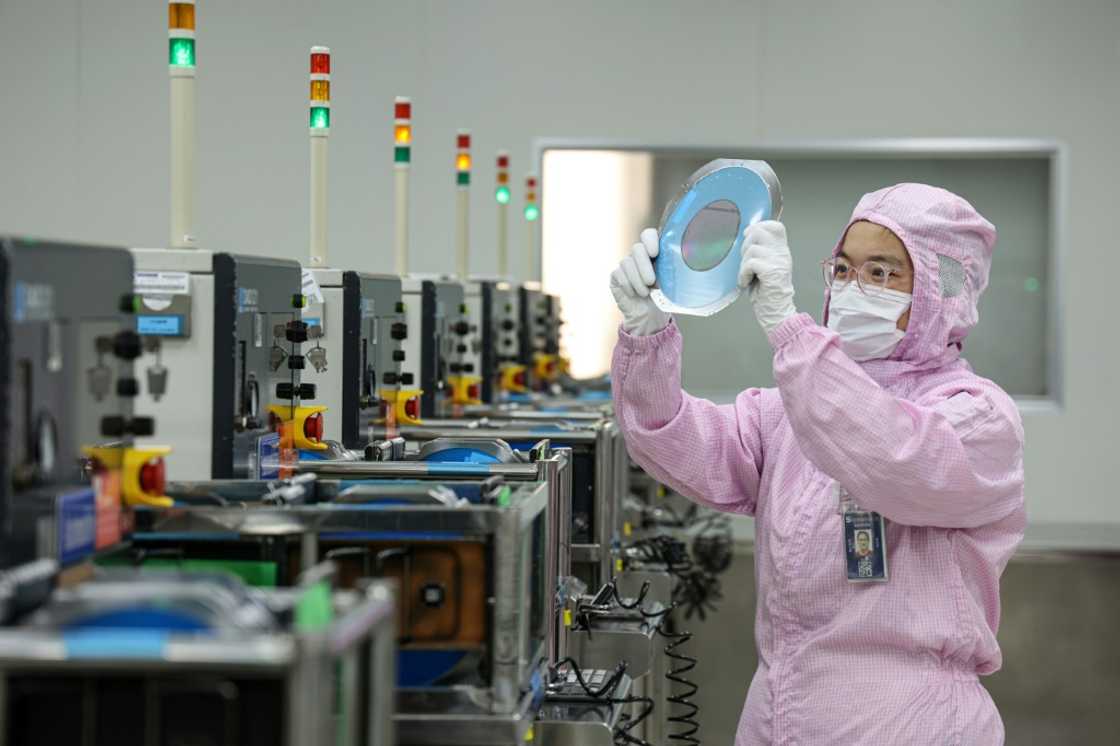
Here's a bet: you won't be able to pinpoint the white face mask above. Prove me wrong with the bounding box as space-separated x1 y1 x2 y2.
826 283 912 362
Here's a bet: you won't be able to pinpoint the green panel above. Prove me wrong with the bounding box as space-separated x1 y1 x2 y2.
296 581 335 630
97 556 278 587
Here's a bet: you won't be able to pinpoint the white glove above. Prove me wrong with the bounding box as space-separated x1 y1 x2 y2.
738 220 797 334
610 228 671 337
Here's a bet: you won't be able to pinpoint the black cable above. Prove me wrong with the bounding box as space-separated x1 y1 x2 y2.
658 619 701 745
550 657 654 746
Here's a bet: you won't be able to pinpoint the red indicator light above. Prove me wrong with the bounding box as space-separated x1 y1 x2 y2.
395 99 411 119
457 133 471 149
310 52 330 74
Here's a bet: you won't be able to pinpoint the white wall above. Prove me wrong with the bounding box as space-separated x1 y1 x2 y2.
2 0 1118 531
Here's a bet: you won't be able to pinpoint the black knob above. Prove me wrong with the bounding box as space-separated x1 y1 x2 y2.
449 363 462 374
535 316 546 325
501 320 515 331
395 301 406 313
119 294 139 314
456 344 468 354
390 322 408 340
502 339 513 348
285 321 309 344
382 372 398 385
392 349 406 362
275 383 314 400
463 363 475 373
401 372 415 385
129 417 155 437
287 355 305 370
112 330 142 361
452 321 470 336
116 378 139 397
101 416 126 437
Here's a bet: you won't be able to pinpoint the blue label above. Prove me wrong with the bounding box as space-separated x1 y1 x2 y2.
137 315 183 335
304 317 322 327
56 488 96 565
64 629 168 659
257 432 281 479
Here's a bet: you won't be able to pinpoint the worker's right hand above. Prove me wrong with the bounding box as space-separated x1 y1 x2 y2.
610 228 671 337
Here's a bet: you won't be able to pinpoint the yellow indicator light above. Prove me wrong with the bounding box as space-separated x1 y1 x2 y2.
456 153 471 172
310 79 330 101
395 124 412 145
563 609 573 627
168 2 195 30
623 521 632 537
615 558 623 573
524 726 535 742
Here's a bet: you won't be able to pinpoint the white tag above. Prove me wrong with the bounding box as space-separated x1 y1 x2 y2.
134 271 190 296
301 268 325 304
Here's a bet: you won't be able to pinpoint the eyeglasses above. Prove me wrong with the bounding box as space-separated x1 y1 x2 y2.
820 257 906 295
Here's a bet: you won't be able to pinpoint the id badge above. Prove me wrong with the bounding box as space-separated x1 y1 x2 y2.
843 509 888 582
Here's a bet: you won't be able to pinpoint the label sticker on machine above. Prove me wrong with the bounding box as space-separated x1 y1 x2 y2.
301 269 325 304
137 315 184 335
257 432 282 479
238 287 260 313
134 271 190 296
56 488 96 565
12 282 55 322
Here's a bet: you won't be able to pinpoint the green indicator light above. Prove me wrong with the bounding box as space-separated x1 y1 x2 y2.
495 185 511 204
310 106 330 129
1024 276 1041 293
524 204 540 221
394 146 411 164
457 172 470 186
169 37 196 67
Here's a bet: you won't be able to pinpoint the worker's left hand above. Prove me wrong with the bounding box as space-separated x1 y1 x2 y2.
738 220 797 334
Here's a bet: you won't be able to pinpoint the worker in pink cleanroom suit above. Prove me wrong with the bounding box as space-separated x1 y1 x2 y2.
610 183 1025 745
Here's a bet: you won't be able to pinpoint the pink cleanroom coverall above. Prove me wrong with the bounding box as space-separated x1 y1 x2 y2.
612 184 1026 745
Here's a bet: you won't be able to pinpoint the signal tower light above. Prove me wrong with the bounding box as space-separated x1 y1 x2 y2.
309 46 330 131
168 1 196 72
456 131 472 186
524 175 539 221
495 152 511 204
394 97 412 165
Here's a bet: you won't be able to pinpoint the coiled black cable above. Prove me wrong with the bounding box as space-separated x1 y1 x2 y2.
659 619 701 745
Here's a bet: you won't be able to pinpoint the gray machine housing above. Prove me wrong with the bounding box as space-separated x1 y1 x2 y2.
131 249 304 480
0 237 139 567
302 270 404 449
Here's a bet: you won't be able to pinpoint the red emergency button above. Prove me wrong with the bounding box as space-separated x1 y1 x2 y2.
468 383 481 400
404 396 420 420
139 457 166 496
303 411 324 442
514 370 526 387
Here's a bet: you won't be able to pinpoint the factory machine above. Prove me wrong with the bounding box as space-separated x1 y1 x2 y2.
130 250 315 481
0 559 396 746
302 270 405 448
0 237 172 570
